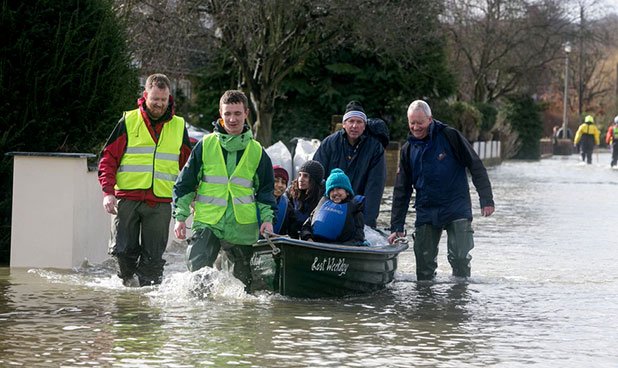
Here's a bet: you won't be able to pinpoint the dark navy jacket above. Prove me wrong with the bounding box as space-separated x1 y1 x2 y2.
313 129 386 228
390 120 494 230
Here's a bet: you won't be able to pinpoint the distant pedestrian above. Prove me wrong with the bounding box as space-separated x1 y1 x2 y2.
555 126 573 140
574 115 601 164
606 116 618 167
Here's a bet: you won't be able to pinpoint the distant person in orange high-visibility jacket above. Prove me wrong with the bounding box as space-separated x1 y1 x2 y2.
606 116 618 167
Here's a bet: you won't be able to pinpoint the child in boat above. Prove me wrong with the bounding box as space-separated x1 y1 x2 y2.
286 160 325 239
301 168 366 245
272 165 296 236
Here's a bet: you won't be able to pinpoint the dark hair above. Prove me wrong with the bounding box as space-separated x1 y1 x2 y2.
145 73 171 91
220 90 249 109
287 177 322 213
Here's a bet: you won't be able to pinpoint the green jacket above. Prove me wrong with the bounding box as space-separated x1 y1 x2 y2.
173 122 276 245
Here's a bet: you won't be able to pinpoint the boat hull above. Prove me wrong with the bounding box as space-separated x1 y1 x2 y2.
252 237 408 298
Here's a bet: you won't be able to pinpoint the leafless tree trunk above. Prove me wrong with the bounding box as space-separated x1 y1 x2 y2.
569 1 616 119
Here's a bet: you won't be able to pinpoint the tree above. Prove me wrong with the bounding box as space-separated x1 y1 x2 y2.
195 0 453 145
199 0 342 145
568 2 616 118
503 95 545 159
0 0 138 263
271 40 455 144
113 0 209 76
444 0 571 103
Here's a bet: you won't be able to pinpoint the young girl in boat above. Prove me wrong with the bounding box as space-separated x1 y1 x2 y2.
272 165 296 236
286 160 325 239
301 168 366 245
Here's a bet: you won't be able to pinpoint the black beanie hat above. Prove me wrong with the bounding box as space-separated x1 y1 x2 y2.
298 160 325 184
343 101 367 123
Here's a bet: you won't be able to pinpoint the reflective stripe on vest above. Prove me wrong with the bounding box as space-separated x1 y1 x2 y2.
115 109 184 198
194 133 263 225
613 127 618 140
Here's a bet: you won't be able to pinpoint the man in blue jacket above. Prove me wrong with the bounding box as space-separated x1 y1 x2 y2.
313 101 387 228
388 100 495 280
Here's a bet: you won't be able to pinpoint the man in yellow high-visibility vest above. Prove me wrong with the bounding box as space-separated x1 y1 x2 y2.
173 90 276 292
98 73 192 287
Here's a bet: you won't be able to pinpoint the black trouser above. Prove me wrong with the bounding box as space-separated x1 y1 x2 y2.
186 227 254 292
109 199 171 286
581 150 593 164
612 141 618 167
580 139 594 164
413 219 475 280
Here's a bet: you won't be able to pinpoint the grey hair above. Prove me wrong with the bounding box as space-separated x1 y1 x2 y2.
407 100 432 117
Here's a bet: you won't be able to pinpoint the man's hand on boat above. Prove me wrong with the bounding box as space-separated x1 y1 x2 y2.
387 232 406 244
260 222 273 237
175 220 187 240
103 194 118 215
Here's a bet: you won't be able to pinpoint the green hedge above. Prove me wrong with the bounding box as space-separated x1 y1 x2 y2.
0 0 138 263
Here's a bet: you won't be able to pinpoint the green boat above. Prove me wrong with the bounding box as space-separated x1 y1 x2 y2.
251 236 409 298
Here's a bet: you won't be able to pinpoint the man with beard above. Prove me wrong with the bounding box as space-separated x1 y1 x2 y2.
98 73 191 287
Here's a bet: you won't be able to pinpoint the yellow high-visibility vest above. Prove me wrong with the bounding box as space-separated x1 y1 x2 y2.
115 109 184 198
194 133 262 225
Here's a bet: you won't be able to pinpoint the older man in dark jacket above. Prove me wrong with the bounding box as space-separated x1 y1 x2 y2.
313 101 387 228
388 100 494 280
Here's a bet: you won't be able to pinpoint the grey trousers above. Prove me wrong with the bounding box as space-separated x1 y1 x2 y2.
109 199 171 286
413 219 475 280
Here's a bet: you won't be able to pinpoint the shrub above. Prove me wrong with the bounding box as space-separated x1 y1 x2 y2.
0 0 138 263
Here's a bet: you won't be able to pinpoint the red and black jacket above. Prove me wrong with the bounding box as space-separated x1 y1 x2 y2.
97 96 192 205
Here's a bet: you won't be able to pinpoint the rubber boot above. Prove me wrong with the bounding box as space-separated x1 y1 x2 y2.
413 225 441 281
116 255 139 287
136 258 166 286
445 219 474 278
224 244 254 293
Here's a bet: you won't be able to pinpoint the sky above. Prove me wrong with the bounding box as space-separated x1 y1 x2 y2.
601 0 618 13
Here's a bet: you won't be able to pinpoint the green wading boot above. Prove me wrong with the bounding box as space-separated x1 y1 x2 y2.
186 228 221 272
446 219 474 278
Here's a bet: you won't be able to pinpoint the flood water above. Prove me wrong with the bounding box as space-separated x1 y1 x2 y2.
1 152 617 367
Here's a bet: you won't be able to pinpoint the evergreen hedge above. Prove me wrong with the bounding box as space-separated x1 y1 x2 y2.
0 0 138 263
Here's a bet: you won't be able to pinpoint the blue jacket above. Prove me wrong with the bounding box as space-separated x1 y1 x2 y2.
313 129 386 228
273 193 297 236
390 120 494 230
